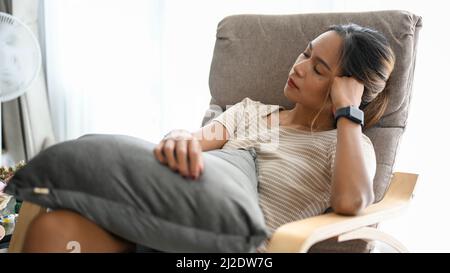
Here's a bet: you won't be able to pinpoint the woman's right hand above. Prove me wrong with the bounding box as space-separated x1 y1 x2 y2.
153 129 204 180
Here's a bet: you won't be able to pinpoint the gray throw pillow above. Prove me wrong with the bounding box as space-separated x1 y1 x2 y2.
5 134 268 252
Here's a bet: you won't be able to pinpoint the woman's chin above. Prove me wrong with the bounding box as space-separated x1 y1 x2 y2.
284 86 300 101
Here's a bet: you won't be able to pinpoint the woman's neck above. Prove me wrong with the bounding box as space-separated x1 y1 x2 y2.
282 103 335 131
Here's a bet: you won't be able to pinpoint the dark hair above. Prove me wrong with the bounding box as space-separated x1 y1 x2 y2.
328 23 396 129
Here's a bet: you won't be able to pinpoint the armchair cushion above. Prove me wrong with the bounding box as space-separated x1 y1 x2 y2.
5 134 269 252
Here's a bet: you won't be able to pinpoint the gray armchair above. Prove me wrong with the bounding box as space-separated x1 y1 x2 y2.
201 10 422 252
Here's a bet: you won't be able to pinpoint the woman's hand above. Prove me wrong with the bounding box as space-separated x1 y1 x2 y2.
330 76 364 114
153 129 204 180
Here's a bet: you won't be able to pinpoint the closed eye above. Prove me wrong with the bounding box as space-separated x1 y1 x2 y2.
301 52 322 75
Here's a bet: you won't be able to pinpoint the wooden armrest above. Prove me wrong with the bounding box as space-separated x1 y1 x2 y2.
8 201 47 253
266 172 418 253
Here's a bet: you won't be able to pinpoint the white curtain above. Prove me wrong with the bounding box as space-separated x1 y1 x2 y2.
44 0 164 142
43 0 450 252
43 0 342 144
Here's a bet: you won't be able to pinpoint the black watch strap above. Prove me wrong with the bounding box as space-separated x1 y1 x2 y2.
334 106 364 127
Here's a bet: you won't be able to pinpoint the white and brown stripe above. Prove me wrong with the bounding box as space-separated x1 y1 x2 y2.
212 97 376 252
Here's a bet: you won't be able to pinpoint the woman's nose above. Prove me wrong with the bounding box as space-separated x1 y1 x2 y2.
293 62 306 78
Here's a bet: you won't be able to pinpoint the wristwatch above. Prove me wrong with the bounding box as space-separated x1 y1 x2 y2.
334 105 364 127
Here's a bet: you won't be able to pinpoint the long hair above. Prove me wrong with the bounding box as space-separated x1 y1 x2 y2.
310 23 396 131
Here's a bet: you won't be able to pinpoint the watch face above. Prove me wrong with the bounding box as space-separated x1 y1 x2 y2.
349 106 364 122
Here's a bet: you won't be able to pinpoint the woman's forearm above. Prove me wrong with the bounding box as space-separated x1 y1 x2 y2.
331 117 375 215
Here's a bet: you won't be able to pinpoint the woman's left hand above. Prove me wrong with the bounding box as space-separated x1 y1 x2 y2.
330 76 364 114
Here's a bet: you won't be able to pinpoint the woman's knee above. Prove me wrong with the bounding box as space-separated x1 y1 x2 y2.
24 210 82 252
24 209 135 253
28 210 79 235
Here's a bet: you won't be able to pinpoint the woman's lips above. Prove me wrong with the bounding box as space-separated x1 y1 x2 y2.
287 77 299 90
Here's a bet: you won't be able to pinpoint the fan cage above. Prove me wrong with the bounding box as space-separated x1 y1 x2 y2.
0 11 42 102
0 13 15 25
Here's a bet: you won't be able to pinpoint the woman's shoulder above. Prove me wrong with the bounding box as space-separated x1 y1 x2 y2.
239 97 263 107
238 97 281 107
238 97 284 116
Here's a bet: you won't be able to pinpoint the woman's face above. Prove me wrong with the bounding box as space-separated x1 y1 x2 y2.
284 31 343 111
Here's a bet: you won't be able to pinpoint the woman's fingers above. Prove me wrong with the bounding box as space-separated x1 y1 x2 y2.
163 139 177 171
188 139 203 179
153 140 167 164
175 140 190 177
154 129 203 180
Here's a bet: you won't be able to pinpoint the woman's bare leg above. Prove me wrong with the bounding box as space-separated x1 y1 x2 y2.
22 210 135 253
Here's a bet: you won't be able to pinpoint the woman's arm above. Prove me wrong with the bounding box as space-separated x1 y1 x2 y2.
191 121 230 152
331 117 375 215
330 77 375 215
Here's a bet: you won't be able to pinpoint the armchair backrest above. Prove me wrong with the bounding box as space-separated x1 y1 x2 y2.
202 10 422 204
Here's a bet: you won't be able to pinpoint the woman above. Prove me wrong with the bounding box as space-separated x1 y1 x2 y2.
22 23 395 252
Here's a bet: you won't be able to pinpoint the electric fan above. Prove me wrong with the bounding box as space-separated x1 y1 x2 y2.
0 12 41 166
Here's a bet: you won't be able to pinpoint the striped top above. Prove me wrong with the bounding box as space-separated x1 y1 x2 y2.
212 97 376 250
